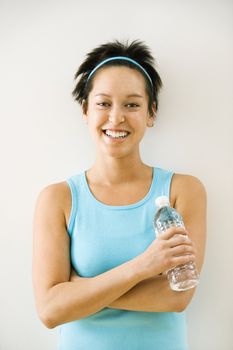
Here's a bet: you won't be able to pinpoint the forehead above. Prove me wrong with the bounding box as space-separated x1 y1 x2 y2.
90 66 148 96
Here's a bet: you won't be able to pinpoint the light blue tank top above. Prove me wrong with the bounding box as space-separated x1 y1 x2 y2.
58 167 188 350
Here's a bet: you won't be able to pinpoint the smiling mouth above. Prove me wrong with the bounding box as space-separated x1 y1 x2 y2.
102 129 130 139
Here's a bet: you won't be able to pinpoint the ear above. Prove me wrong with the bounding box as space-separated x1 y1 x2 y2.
82 99 88 123
147 102 157 127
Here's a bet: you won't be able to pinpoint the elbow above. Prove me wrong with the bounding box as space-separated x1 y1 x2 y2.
34 285 64 328
42 318 56 330
36 288 61 329
175 302 188 313
38 305 58 329
40 317 57 329
174 291 195 312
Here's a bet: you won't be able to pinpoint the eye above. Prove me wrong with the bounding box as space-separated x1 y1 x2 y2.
125 103 140 108
96 102 110 108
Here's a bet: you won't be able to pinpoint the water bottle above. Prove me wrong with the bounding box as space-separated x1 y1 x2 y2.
153 196 199 291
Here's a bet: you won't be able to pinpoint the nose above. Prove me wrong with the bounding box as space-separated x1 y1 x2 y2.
108 106 125 124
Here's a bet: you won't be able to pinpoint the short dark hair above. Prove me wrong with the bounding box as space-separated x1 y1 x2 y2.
72 39 163 114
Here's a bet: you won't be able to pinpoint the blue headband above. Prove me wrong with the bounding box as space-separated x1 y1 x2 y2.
86 56 153 87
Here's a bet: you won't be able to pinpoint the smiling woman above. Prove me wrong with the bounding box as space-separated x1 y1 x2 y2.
81 65 156 159
32 39 206 350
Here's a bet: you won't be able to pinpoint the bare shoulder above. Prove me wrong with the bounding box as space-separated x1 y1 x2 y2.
37 181 70 202
170 173 207 240
171 173 206 206
35 181 71 227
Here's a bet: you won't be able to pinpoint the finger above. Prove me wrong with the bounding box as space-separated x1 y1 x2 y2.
158 226 189 240
171 254 195 268
169 234 193 248
171 244 195 256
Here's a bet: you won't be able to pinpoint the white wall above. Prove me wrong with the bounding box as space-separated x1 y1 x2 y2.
1 0 232 349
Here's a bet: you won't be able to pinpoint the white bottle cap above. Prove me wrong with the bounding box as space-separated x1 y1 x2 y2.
155 196 170 208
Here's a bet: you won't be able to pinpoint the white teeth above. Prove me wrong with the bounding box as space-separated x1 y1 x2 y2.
105 130 128 138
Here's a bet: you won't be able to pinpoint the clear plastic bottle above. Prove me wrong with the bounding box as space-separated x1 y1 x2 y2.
153 196 199 291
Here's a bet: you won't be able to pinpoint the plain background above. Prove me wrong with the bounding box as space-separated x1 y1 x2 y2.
0 0 232 349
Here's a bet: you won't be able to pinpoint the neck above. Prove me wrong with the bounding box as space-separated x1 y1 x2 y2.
87 152 151 185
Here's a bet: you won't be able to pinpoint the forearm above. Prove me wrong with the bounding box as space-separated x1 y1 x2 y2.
42 257 143 328
108 274 195 312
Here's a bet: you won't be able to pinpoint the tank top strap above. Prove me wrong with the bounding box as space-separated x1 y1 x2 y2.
153 167 174 200
66 173 85 235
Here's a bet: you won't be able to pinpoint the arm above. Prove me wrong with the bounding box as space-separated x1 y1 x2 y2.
32 182 196 328
32 183 143 329
106 175 207 312
70 270 190 312
108 275 193 312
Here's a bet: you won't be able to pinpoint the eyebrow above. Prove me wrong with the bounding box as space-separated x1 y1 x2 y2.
94 93 143 98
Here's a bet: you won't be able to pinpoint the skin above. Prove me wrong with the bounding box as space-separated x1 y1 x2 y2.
32 66 207 328
81 66 156 206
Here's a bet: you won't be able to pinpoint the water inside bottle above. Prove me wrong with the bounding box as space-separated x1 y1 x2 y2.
154 199 200 291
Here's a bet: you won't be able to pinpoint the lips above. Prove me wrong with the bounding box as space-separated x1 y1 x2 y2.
102 128 130 139
102 128 130 134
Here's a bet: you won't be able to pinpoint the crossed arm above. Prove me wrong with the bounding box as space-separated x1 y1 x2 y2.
109 275 187 312
69 268 195 313
32 175 206 328
69 173 206 313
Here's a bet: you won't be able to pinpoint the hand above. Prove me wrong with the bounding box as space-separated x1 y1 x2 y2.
138 227 196 280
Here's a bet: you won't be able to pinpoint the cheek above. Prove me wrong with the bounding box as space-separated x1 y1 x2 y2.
90 106 106 117
87 109 105 124
130 113 148 127
87 115 105 137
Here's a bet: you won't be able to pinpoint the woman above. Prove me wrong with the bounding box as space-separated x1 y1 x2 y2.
32 39 206 350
